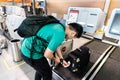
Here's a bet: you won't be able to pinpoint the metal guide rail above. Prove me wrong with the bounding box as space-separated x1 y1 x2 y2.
82 45 115 80
92 47 120 80
52 40 113 80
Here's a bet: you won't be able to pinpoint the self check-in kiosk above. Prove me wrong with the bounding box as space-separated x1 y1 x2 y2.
104 8 120 46
67 7 105 35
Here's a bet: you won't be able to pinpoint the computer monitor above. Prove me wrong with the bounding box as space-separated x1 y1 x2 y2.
105 8 120 41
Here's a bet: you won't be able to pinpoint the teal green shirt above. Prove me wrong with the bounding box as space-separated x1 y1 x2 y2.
21 23 65 59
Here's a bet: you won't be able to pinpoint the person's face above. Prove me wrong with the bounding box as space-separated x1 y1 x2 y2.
65 25 77 40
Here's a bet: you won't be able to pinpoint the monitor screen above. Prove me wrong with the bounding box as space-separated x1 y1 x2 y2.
109 14 120 35
105 9 120 40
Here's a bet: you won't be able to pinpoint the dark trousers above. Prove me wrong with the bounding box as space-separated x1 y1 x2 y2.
21 53 52 80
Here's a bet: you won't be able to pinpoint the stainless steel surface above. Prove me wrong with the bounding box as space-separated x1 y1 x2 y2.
52 70 65 80
60 39 73 58
11 39 22 62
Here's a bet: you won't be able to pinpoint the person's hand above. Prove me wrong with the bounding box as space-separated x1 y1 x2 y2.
61 59 70 68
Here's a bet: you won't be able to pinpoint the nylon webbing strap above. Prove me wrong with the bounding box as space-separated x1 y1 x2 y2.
30 36 48 65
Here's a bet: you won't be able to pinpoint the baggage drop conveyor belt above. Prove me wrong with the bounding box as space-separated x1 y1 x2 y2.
92 47 120 80
52 40 112 80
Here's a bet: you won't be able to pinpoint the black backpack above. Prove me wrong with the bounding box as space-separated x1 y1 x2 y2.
14 15 65 60
14 15 65 38
66 46 90 73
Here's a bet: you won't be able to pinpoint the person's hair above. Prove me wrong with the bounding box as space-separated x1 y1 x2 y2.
68 23 83 38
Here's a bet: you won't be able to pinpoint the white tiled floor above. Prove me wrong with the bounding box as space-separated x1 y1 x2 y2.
0 37 91 80
0 39 35 80
0 49 35 80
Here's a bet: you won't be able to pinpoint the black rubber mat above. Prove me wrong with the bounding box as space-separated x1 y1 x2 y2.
53 41 111 80
110 47 120 62
85 40 110 55
94 58 120 80
93 47 120 80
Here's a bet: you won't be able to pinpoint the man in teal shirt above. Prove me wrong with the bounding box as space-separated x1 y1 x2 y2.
21 22 83 80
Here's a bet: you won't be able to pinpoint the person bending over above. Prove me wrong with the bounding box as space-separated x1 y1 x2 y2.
21 22 83 80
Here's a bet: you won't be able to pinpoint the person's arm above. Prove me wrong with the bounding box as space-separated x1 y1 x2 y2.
44 48 60 63
56 47 70 67
44 48 54 59
56 47 63 59
44 47 70 67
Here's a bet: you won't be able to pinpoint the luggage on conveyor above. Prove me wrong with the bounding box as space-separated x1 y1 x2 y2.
52 46 90 80
66 46 90 73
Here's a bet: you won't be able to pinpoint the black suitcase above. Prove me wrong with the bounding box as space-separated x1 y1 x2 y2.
52 46 90 80
66 46 90 73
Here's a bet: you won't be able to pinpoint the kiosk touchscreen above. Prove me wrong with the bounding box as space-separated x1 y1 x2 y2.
105 8 120 45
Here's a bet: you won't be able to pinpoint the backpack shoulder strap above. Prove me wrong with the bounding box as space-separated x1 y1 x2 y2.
47 15 65 31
